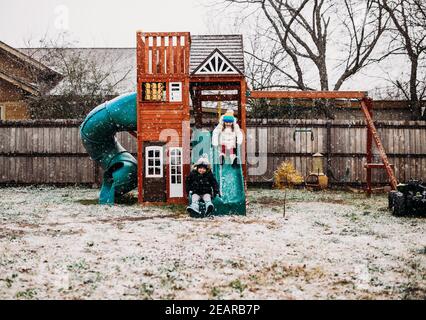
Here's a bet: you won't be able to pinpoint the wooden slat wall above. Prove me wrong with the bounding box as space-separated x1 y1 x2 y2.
0 120 425 186
0 122 137 185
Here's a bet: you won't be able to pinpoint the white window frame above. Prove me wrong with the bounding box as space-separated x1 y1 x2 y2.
0 105 5 120
169 82 182 102
169 147 183 198
145 146 163 178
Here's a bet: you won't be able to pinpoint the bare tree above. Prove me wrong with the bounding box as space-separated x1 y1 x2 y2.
215 0 387 91
23 33 133 119
379 0 426 119
245 28 305 90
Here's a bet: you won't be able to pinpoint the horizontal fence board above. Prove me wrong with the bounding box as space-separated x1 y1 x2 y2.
0 119 425 187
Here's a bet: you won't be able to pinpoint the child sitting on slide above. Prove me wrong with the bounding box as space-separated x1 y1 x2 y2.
185 156 220 215
212 109 243 166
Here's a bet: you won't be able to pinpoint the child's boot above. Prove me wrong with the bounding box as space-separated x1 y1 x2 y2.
187 202 200 216
219 153 225 165
205 201 214 215
230 153 238 167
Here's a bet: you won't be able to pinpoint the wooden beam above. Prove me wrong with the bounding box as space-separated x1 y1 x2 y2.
191 85 241 91
364 163 395 169
189 75 245 83
199 94 240 102
249 91 367 100
240 79 247 184
194 90 202 129
140 32 189 37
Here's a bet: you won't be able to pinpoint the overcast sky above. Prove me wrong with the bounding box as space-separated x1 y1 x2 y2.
0 0 218 47
0 0 410 95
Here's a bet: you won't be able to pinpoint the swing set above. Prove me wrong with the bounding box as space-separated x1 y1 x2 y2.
247 90 398 195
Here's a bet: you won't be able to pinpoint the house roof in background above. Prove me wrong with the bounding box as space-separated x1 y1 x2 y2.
0 41 63 95
1 41 63 82
19 48 136 95
0 70 39 95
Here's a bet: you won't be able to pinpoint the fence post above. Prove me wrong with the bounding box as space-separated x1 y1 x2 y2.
93 163 100 188
326 121 332 175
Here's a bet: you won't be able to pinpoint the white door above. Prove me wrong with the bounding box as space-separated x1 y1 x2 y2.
169 147 183 198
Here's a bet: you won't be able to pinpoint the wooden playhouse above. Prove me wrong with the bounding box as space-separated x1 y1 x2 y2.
136 32 248 204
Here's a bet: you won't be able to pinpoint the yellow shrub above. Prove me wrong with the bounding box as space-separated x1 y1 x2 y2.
273 161 304 189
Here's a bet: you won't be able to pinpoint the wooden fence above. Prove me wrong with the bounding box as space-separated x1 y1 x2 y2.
246 119 426 185
1 119 425 187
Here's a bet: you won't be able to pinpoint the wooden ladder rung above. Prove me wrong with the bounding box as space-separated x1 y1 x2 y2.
364 163 395 169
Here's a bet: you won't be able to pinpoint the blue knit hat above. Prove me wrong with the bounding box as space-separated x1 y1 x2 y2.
223 115 235 123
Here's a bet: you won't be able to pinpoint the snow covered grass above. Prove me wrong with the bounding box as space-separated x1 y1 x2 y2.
0 186 425 300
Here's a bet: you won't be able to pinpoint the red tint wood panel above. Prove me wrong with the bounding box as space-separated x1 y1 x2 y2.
249 91 367 100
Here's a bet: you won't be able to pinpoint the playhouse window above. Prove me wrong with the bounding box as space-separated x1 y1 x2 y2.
169 147 183 197
142 82 166 102
146 146 163 178
169 82 182 102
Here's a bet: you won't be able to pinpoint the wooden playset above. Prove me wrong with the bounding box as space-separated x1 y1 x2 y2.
136 32 248 205
81 30 398 208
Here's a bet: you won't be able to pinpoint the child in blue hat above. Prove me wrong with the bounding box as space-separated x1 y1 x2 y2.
212 109 243 166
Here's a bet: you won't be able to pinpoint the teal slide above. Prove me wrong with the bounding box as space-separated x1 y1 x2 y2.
80 93 138 205
191 129 246 215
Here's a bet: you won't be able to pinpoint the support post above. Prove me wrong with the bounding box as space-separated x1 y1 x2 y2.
194 90 203 129
240 80 248 183
326 121 332 175
366 99 373 197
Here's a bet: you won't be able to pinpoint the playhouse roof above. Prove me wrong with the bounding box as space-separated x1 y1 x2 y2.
190 35 245 75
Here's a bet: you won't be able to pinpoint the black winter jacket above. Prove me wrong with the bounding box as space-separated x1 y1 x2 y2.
185 170 219 197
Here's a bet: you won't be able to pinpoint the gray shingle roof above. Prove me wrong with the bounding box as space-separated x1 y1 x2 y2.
190 35 245 75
